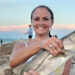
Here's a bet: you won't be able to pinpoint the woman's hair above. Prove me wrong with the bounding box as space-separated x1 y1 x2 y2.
31 5 54 21
31 5 53 37
49 31 52 37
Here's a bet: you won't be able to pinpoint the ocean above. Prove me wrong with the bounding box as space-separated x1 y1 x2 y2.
0 29 74 44
0 38 17 45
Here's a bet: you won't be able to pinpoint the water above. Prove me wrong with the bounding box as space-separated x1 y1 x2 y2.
51 29 74 39
0 29 74 44
0 38 17 45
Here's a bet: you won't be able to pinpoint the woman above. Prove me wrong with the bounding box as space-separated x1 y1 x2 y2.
9 5 71 75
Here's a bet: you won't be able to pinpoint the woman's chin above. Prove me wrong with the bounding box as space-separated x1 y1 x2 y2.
36 32 47 36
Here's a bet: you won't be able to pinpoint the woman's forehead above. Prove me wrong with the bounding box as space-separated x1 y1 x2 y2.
32 8 51 17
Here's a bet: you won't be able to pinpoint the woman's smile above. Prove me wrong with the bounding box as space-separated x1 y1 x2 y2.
37 26 45 30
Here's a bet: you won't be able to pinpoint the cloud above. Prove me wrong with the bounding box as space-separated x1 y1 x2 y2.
53 24 75 29
0 24 75 32
0 24 29 32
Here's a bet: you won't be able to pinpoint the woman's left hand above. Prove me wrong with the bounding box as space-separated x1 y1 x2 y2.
24 70 39 75
41 37 64 56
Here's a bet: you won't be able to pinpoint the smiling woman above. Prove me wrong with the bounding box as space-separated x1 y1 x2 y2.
9 5 71 75
31 7 53 36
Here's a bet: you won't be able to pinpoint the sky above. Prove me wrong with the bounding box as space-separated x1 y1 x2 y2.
0 0 75 39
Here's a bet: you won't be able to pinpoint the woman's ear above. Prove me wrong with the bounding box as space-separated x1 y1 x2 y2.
52 21 54 25
51 21 54 27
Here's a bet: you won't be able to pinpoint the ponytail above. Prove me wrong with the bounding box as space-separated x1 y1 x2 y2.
49 31 52 37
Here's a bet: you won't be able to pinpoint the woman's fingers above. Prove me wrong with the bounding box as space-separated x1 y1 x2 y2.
52 37 63 48
49 37 63 51
24 70 39 75
50 40 62 53
45 45 58 56
24 72 29 75
42 37 64 56
29 70 39 75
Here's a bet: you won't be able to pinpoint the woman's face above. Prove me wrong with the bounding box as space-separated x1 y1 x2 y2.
31 7 54 36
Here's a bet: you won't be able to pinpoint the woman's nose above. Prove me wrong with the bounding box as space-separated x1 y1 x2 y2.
38 20 44 25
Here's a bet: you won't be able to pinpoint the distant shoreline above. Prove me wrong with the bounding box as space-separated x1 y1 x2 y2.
0 39 27 47
0 38 21 45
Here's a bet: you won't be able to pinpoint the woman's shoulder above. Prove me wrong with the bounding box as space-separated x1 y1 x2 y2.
16 39 26 45
13 39 27 50
14 39 35 49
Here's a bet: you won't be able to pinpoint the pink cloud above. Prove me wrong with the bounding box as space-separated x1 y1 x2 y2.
0 24 29 32
53 24 75 29
0 26 11 31
0 24 75 32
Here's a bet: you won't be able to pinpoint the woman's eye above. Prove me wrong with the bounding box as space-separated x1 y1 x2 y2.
34 18 39 21
43 17 49 21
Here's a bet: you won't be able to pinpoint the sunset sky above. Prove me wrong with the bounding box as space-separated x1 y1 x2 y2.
0 0 75 39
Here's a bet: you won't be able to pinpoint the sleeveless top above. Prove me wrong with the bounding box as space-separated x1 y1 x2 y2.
25 42 35 62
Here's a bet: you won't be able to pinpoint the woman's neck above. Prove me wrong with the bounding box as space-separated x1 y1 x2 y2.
35 34 50 41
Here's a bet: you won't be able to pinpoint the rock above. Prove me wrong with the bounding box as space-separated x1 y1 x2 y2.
0 64 16 75
0 55 10 65
4 68 16 75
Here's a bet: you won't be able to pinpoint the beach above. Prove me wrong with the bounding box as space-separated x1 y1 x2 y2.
0 35 75 75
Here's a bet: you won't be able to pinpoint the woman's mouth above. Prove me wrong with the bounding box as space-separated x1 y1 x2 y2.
37 26 45 30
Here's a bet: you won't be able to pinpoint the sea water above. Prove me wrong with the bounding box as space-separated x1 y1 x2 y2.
0 29 74 45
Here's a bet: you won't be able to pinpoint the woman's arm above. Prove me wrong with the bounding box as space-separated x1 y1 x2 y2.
9 37 64 68
9 41 41 68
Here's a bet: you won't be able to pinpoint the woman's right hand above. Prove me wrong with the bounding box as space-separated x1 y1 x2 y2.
24 70 39 75
41 37 64 56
